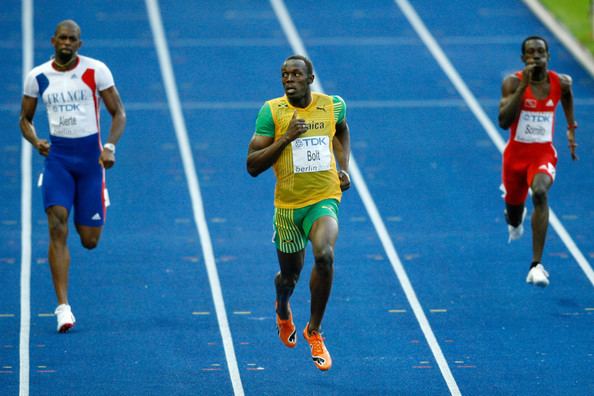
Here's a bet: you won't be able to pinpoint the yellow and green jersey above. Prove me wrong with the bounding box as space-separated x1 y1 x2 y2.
255 93 346 208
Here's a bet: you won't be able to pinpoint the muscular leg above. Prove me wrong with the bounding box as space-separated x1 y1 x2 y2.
307 216 338 334
46 206 71 305
75 224 103 250
275 250 304 320
531 173 552 263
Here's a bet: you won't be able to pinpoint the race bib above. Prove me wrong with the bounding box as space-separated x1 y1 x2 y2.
515 111 554 143
291 135 331 173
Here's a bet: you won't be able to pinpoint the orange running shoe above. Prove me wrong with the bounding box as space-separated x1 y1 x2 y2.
276 303 297 348
303 323 332 371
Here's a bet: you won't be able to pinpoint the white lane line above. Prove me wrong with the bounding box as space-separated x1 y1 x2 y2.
270 1 461 395
523 0 594 79
395 0 594 288
20 1 33 395
144 1 244 395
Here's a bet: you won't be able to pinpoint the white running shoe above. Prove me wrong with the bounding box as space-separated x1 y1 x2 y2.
507 207 527 243
526 263 549 288
55 304 76 333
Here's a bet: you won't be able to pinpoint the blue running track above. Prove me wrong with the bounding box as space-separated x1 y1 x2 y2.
1 1 593 395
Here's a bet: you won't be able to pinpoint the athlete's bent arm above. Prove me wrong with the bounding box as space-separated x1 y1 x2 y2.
333 119 351 191
246 134 288 177
19 95 50 157
498 75 527 129
247 111 307 177
559 74 578 160
99 86 126 169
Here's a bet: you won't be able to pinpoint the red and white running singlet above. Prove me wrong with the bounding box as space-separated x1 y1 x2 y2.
509 70 561 145
502 71 561 205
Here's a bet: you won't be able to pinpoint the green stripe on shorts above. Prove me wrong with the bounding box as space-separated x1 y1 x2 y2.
273 208 306 253
273 199 339 253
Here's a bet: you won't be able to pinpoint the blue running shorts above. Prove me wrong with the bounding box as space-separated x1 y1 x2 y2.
41 134 108 227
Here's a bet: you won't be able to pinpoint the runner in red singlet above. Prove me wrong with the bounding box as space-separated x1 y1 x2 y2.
498 36 577 287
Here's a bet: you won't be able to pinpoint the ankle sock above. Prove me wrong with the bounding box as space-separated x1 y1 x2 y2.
530 261 540 269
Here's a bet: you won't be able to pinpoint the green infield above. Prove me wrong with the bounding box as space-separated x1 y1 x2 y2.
541 0 594 53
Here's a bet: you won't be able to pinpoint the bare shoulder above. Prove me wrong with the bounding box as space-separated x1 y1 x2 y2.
501 73 520 93
557 73 573 88
503 73 520 83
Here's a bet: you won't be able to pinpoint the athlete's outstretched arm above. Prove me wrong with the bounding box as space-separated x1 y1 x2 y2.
99 86 126 169
19 95 50 156
334 119 351 191
559 73 578 160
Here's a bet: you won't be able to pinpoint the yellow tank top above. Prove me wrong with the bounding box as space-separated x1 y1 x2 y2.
268 93 342 208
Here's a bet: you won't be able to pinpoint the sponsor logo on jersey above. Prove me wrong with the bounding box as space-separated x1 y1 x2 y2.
521 113 551 123
546 99 554 107
294 136 327 148
525 99 537 108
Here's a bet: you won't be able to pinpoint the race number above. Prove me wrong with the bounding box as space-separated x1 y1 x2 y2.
515 111 554 143
291 135 331 173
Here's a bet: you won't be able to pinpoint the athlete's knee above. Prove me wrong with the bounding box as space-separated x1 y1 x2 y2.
47 213 69 241
313 245 334 275
80 235 100 250
75 224 103 250
532 188 548 207
279 272 299 289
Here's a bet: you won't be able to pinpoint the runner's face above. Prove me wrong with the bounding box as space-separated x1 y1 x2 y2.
51 26 81 61
281 60 311 100
522 39 548 69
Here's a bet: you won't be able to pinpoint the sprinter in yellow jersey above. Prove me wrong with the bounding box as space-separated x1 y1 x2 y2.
247 55 351 371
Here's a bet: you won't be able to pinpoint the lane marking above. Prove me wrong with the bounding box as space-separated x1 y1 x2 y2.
20 0 33 395
395 0 594 288
270 1 461 395
144 1 244 395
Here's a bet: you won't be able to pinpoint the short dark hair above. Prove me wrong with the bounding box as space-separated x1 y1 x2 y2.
54 19 81 38
521 36 548 54
285 55 313 76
